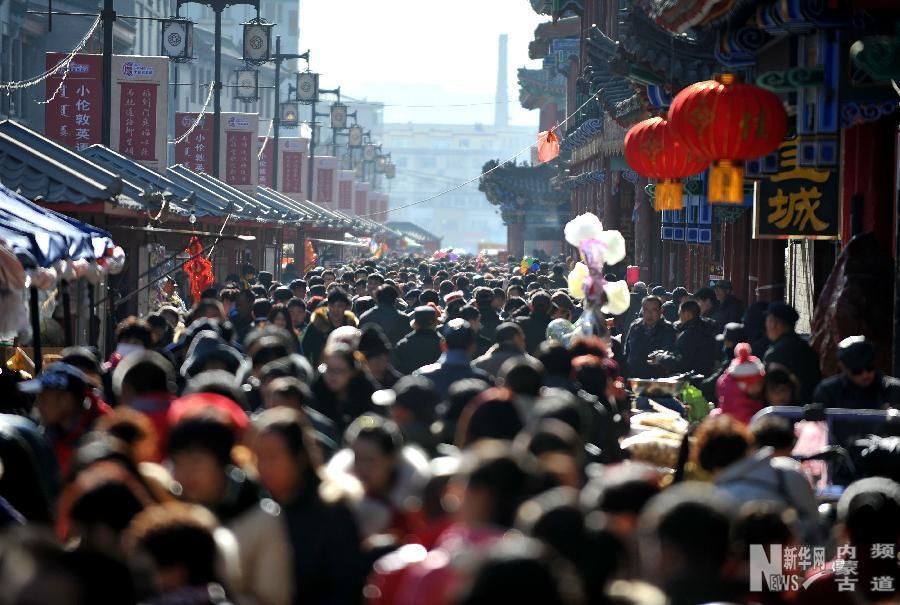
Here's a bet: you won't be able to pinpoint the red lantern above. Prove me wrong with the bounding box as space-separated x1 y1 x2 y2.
667 73 787 204
537 130 560 163
624 116 708 211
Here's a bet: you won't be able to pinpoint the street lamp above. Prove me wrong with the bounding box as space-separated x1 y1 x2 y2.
281 101 299 126
296 72 319 103
349 125 363 147
375 154 387 174
161 17 194 61
242 17 275 64
385 162 396 179
178 0 261 177
330 102 348 129
235 68 259 102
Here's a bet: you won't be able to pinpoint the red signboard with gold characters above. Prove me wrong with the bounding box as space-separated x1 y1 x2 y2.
753 138 840 240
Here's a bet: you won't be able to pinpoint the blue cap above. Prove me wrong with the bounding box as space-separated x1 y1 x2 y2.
18 362 89 394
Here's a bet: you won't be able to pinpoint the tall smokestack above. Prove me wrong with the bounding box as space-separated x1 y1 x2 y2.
495 34 509 128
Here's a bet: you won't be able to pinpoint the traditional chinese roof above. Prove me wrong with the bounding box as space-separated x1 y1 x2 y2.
81 145 194 216
530 17 581 60
385 221 442 244
164 166 235 217
168 165 275 221
636 0 728 34
529 0 583 19
518 68 567 110
479 161 569 224
0 120 135 206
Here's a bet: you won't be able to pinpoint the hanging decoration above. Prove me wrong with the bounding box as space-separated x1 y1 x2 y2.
183 237 214 303
304 239 318 272
624 116 708 211
667 73 787 204
537 129 560 163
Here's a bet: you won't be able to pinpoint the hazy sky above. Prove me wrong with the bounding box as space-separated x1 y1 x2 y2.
298 1 545 126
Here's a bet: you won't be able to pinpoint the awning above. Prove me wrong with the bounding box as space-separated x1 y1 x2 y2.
0 183 110 267
307 238 369 247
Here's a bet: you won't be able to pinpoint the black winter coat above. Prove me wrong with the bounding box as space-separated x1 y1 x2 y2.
477 303 502 341
712 294 744 329
311 372 380 434
283 491 366 605
812 373 900 410
670 316 720 376
392 329 443 375
624 319 677 379
358 305 410 346
515 310 553 355
764 332 822 404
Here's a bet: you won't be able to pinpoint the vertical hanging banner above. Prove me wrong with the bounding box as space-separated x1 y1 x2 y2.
220 113 258 194
258 136 274 188
175 112 214 173
111 56 168 171
281 138 304 194
44 53 102 151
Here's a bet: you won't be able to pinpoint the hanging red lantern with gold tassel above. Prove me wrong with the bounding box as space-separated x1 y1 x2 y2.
667 73 787 204
624 116 708 211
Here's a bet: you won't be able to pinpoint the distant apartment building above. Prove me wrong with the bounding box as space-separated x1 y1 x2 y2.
381 122 534 252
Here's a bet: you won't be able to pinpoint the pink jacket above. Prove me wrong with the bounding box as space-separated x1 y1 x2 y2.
715 372 765 425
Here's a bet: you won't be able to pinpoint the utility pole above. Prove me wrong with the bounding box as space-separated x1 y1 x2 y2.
270 36 309 191
308 86 338 204
100 0 115 146
178 0 259 178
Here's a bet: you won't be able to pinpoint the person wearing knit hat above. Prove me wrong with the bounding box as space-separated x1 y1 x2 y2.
713 343 766 425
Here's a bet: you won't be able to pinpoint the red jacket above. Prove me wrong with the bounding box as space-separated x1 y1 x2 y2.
715 372 765 425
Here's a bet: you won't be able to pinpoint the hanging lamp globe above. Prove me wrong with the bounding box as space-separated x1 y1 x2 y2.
624 116 708 211
667 73 787 204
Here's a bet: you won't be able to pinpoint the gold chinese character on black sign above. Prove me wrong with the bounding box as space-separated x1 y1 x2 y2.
753 138 840 240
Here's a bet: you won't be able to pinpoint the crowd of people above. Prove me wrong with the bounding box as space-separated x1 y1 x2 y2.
0 255 899 605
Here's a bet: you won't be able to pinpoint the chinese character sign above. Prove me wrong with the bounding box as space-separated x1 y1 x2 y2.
258 136 273 188
354 189 367 216
754 138 840 240
226 131 253 186
316 169 334 205
175 113 213 173
339 181 352 209
282 151 302 193
44 53 102 151
118 83 157 162
111 56 168 171
220 113 259 194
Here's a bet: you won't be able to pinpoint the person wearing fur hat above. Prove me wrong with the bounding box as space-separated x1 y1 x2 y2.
714 343 766 425
301 288 358 367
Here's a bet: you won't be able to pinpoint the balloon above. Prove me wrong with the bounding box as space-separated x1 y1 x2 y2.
546 318 575 344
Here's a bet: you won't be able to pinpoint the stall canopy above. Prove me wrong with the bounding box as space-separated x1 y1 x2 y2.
0 120 145 208
169 165 274 222
82 146 193 216
0 183 113 267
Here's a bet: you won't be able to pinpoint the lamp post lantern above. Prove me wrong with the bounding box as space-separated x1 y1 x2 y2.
177 0 261 178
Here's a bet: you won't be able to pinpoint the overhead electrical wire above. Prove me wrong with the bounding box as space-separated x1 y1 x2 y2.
169 81 215 145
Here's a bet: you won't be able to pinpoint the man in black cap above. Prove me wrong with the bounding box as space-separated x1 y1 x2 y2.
474 322 534 379
624 295 677 379
713 280 744 327
416 318 491 397
693 287 721 329
515 290 554 355
811 336 900 409
359 324 402 389
289 279 307 300
372 376 441 454
662 287 689 323
301 288 358 366
764 301 821 403
359 284 410 346
660 299 719 376
474 286 501 341
393 306 443 375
